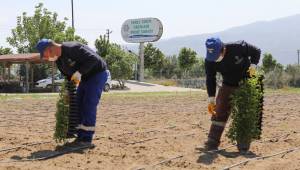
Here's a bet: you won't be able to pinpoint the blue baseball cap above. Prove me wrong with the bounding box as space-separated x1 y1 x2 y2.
36 39 52 58
205 37 223 62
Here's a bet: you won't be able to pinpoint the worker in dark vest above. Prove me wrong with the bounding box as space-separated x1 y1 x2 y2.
36 39 108 147
201 37 261 152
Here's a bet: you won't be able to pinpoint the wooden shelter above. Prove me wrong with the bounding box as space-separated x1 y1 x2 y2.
0 53 56 92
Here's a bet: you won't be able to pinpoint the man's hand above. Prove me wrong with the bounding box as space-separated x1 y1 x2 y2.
248 64 257 77
71 71 81 85
207 97 216 115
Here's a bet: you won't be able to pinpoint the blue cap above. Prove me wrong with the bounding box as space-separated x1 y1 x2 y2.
36 39 52 58
205 37 223 62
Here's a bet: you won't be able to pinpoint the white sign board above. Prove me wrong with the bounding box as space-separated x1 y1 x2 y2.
121 18 163 43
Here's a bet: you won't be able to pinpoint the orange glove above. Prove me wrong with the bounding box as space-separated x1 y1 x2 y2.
208 103 216 115
71 71 81 86
207 97 216 115
247 64 257 77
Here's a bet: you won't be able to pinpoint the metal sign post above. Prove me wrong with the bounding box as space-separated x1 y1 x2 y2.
139 42 145 81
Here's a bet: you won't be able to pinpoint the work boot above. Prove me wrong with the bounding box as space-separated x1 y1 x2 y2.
65 137 95 149
66 132 77 139
196 121 226 151
237 140 251 154
207 122 225 144
196 138 220 151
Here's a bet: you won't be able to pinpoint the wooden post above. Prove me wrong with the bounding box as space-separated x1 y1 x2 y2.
7 63 11 81
25 62 30 93
31 64 34 89
51 62 55 92
2 62 6 81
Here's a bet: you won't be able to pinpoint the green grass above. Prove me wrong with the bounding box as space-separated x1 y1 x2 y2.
0 91 205 100
1 87 298 100
103 91 204 98
0 93 58 100
265 87 300 94
145 79 177 86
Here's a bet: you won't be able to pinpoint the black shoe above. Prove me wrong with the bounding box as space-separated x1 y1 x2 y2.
66 133 77 139
65 138 95 149
196 138 219 152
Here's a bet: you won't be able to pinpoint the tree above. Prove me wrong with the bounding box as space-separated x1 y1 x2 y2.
178 47 197 77
0 47 13 55
6 3 87 82
190 57 205 78
285 64 300 87
95 35 137 87
262 53 278 73
106 44 136 88
95 35 110 57
0 47 13 75
144 43 166 76
163 55 179 79
264 65 288 89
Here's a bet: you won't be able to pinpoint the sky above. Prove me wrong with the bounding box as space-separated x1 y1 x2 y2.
1 0 300 50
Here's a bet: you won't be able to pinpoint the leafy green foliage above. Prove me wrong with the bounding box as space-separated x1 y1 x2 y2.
94 34 137 86
227 73 264 144
178 47 197 77
108 44 136 88
95 35 110 57
96 42 136 87
189 57 205 78
285 64 300 87
162 55 180 79
262 53 283 73
0 47 13 55
264 66 289 89
54 79 70 143
6 3 87 81
144 43 166 72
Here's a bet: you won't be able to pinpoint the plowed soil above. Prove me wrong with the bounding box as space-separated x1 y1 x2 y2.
0 90 299 170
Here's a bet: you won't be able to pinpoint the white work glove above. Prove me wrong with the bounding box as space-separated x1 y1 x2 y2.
71 71 81 85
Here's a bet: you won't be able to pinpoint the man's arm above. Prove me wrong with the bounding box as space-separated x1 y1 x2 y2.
205 60 217 97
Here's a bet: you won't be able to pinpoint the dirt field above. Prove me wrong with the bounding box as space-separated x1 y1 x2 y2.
0 90 299 170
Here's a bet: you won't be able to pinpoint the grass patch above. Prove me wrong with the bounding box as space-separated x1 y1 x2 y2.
145 79 177 86
0 91 206 100
102 91 204 98
0 93 58 100
265 87 300 94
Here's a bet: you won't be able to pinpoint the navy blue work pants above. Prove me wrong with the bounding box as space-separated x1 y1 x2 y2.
76 70 108 141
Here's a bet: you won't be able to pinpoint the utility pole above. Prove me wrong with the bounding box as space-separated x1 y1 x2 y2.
297 50 300 66
105 29 112 42
71 0 74 29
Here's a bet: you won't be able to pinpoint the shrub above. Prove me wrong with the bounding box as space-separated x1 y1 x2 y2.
227 73 264 145
54 79 70 143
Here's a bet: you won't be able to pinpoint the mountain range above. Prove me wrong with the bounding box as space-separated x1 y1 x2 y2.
127 14 300 65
